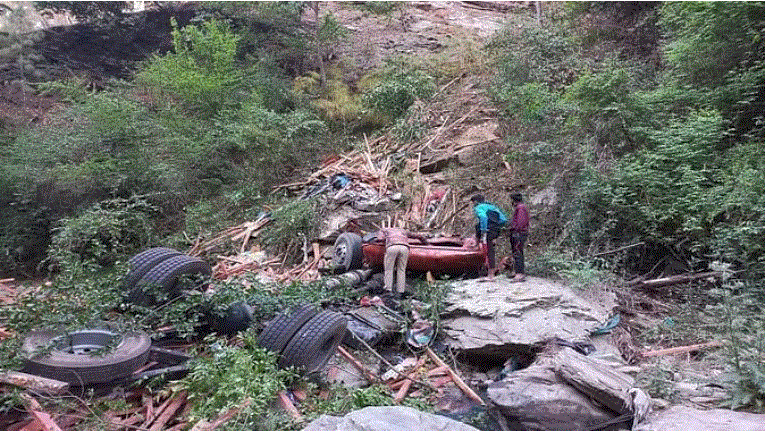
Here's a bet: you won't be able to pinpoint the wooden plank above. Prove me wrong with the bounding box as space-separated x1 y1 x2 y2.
641 340 724 358
0 372 69 395
425 347 485 406
149 392 186 431
276 391 303 422
336 346 381 384
16 420 43 431
630 271 721 289
20 394 63 431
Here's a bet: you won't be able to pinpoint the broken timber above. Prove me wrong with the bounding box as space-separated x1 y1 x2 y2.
641 340 724 358
0 371 69 395
627 271 721 290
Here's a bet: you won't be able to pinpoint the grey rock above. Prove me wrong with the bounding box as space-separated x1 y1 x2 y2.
302 406 481 431
487 361 616 431
633 406 765 431
441 276 615 353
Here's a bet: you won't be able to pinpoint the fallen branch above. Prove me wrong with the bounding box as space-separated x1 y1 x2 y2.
641 340 725 358
425 347 485 406
629 271 721 289
0 372 69 395
149 392 186 431
189 398 252 431
590 242 645 258
336 346 382 384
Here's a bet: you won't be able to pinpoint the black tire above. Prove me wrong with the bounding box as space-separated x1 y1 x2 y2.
257 304 318 355
127 254 211 306
22 329 151 386
212 301 254 336
278 310 347 374
122 248 182 292
333 232 363 271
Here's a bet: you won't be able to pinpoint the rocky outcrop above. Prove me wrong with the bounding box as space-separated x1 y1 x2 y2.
440 276 615 357
302 406 481 431
487 347 640 431
633 405 765 431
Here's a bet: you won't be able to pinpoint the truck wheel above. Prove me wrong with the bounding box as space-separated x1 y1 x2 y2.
127 254 211 306
210 301 254 336
257 304 318 355
278 310 347 374
333 233 363 271
22 329 151 386
122 248 181 292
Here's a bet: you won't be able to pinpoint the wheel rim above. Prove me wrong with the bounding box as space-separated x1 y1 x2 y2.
334 243 348 264
51 330 121 355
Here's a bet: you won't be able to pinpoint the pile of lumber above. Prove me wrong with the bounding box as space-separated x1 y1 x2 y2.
335 346 485 406
188 218 271 258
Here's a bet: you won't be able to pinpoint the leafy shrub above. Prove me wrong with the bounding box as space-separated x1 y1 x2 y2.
611 110 723 244
564 66 647 153
496 82 560 124
391 101 428 144
364 67 434 120
527 248 615 290
136 19 243 115
261 198 321 261
660 2 764 140
48 196 158 271
178 332 294 425
488 25 580 92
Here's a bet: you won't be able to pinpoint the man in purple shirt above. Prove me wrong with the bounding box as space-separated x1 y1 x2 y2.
508 192 529 282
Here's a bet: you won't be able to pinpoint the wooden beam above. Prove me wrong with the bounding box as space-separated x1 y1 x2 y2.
0 372 68 395
641 340 724 358
425 347 485 406
336 346 382 384
276 391 303 422
20 394 63 431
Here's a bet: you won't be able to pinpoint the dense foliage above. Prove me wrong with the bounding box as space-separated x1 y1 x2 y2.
489 2 764 409
0 0 763 421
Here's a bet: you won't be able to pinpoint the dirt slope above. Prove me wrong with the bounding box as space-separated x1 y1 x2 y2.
312 1 541 252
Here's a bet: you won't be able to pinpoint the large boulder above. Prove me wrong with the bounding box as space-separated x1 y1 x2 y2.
440 277 615 356
633 405 765 431
302 406 481 431
487 362 618 431
486 348 638 431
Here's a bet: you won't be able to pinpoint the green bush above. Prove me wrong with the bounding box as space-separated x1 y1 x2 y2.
48 196 158 272
364 67 434 120
611 110 724 243
488 25 580 92
660 2 764 140
564 66 647 153
261 198 321 261
178 332 294 425
137 19 243 115
496 82 560 124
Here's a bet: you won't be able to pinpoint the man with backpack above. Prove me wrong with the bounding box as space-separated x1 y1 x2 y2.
470 194 507 279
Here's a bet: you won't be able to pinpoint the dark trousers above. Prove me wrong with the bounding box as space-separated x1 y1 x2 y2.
475 223 501 269
510 231 527 274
